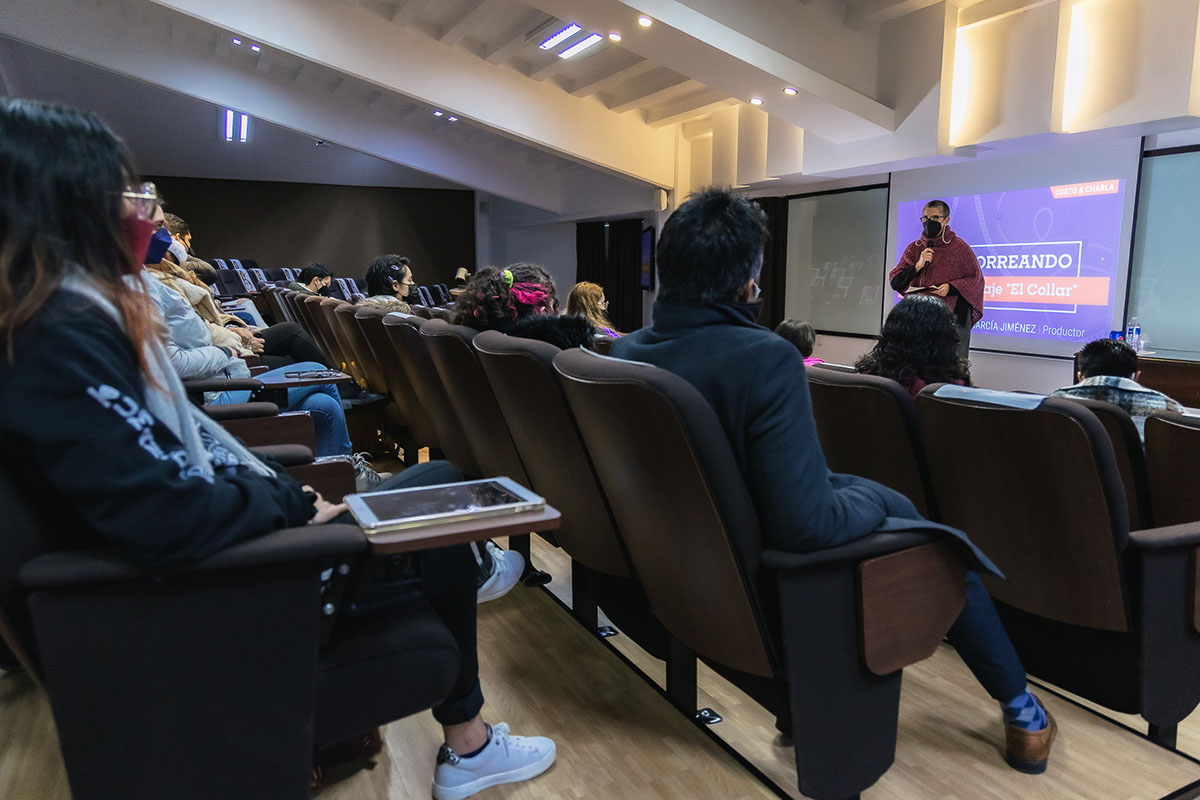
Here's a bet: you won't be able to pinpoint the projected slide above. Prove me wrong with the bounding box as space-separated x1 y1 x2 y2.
895 180 1125 345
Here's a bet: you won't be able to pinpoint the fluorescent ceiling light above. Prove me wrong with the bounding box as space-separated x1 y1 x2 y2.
231 37 242 45
559 33 603 59
250 44 261 53
239 114 249 143
433 110 444 117
224 109 234 141
539 23 581 50
448 116 458 122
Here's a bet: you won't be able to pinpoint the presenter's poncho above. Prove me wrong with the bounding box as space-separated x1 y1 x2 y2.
890 227 985 327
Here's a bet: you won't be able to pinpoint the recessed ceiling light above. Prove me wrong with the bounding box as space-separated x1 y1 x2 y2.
783 86 797 95
250 44 261 53
608 32 622 42
749 97 763 105
448 116 458 122
638 16 653 27
540 23 581 50
433 110 443 117
559 33 603 59
231 37 242 45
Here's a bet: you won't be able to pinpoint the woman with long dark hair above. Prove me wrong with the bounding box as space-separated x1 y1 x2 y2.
855 294 971 396
453 263 593 349
0 99 554 798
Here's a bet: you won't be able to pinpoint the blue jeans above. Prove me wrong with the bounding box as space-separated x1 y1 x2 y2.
212 362 352 457
948 572 1028 703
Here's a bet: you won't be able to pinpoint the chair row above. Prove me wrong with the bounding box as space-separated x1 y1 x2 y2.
806 366 1200 747
264 301 979 800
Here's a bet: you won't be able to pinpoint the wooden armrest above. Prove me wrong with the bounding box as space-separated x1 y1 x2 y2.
203 402 280 421
19 525 366 589
248 365 270 376
366 505 561 554
219 411 316 451
762 531 938 571
251 444 314 467
184 377 263 394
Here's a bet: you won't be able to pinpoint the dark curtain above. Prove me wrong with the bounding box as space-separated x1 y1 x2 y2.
575 219 644 333
755 197 789 331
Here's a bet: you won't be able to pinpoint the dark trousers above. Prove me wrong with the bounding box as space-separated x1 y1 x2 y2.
257 321 333 370
334 460 485 726
955 322 972 362
947 572 1028 703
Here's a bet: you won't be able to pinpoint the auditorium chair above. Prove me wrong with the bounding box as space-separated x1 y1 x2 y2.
1145 411 1200 527
258 285 292 326
420 319 549 585
355 307 438 464
417 286 435 307
412 305 433 319
299 295 341 364
429 284 449 306
1062 397 1153 530
554 348 973 800
381 314 481 477
212 268 258 299
473 330 668 652
317 298 360 380
0 466 462 800
591 336 615 356
807 368 936 518
916 385 1200 747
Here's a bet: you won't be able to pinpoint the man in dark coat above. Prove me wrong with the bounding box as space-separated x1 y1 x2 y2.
611 187 1055 775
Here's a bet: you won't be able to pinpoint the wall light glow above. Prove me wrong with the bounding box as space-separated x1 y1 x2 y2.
948 28 971 145
1061 3 1089 132
638 16 653 27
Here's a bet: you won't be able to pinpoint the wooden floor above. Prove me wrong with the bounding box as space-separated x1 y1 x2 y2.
4 532 1200 800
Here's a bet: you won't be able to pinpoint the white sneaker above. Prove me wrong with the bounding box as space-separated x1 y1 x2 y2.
476 542 524 604
432 723 556 800
352 453 392 492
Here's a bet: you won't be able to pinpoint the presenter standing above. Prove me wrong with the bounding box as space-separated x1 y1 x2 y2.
889 200 985 360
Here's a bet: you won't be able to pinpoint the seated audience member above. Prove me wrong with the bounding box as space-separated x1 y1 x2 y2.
145 207 333 371
567 281 620 338
357 254 414 312
856 295 971 397
290 263 333 296
774 319 823 366
454 264 594 350
140 266 386 490
611 187 1055 774
0 99 554 798
1051 338 1184 440
162 211 217 284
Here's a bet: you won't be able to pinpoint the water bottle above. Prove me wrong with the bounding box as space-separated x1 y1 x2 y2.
1126 316 1140 351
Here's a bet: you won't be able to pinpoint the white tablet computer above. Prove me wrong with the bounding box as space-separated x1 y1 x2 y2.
344 477 545 534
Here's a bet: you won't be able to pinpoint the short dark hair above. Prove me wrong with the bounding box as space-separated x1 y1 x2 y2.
163 212 189 238
298 263 333 284
1077 338 1137 379
775 319 816 357
657 187 768 304
856 295 970 389
364 254 410 297
924 200 950 217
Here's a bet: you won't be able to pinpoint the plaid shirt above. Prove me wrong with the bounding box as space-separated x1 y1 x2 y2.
1050 375 1184 441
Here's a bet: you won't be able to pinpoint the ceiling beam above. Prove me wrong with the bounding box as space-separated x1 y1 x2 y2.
440 0 505 47
391 0 433 25
569 56 655 97
526 0 896 140
483 9 547 64
844 0 944 30
646 90 735 127
607 76 694 114
142 0 676 186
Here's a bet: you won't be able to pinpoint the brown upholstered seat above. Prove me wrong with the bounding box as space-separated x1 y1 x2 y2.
412 305 433 319
1060 397 1153 530
317 298 359 382
1145 411 1200 527
0 466 458 800
381 314 481 476
354 308 439 455
917 384 1200 745
334 303 385 394
299 295 340 366
554 348 970 800
807 368 936 518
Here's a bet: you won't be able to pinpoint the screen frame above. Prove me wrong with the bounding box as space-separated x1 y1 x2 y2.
640 225 656 291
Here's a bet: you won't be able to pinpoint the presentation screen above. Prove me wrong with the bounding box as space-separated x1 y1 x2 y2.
895 179 1126 349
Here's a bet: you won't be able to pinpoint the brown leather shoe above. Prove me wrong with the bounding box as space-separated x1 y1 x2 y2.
1005 707 1056 774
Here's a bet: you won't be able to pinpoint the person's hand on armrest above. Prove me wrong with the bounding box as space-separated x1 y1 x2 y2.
304 485 349 525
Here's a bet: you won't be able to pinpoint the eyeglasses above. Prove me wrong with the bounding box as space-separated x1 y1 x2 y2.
121 182 159 220
920 214 946 222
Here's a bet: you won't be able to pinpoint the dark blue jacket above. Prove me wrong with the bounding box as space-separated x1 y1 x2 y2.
612 299 920 553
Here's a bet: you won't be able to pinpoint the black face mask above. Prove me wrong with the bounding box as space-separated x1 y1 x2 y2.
318 283 332 296
922 219 943 238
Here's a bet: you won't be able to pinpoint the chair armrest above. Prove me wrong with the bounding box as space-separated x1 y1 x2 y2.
184 377 263 393
1128 521 1200 551
248 365 270 376
762 531 938 571
203 401 280 421
251 443 314 466
19 524 366 589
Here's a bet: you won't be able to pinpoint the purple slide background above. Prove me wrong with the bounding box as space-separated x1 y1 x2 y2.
895 181 1125 344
